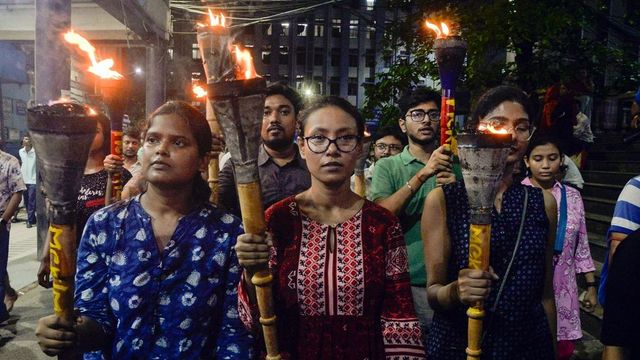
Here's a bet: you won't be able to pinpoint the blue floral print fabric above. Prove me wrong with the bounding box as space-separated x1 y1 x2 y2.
74 195 253 359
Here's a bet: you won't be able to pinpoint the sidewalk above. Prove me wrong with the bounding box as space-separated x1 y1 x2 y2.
0 218 51 359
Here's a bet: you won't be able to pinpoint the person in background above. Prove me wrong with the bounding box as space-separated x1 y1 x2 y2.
370 87 459 338
35 101 253 359
351 125 406 199
121 127 141 174
423 86 557 359
236 96 424 358
18 136 37 228
0 138 25 322
560 154 584 190
522 134 596 360
218 83 311 217
601 227 640 360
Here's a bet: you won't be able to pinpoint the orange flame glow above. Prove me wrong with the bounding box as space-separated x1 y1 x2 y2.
64 30 123 80
193 84 207 98
47 97 71 106
197 10 226 28
425 20 451 39
478 123 510 134
87 107 97 115
233 45 259 80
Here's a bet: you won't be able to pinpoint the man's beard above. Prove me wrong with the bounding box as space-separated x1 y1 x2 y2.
123 150 137 159
408 132 436 147
263 137 293 152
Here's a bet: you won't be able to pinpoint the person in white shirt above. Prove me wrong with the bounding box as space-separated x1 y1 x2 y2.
18 136 36 227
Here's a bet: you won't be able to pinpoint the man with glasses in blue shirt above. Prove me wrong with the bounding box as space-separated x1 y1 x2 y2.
370 87 460 341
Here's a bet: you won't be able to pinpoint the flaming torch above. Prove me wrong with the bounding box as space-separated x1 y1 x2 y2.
197 9 231 204
199 11 280 358
456 130 511 360
63 30 125 204
426 21 467 155
27 103 97 357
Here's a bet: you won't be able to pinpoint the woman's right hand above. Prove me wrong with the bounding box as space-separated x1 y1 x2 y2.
235 233 272 269
35 315 77 356
456 268 499 306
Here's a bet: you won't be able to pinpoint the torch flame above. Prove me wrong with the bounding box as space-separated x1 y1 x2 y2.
64 30 123 80
233 45 259 80
197 9 226 28
425 20 450 39
193 84 207 98
87 107 97 116
478 123 510 134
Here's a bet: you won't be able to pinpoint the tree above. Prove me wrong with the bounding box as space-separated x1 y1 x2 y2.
363 0 640 126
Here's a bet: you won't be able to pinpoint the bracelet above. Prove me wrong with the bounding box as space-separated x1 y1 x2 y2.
585 281 597 288
406 181 415 194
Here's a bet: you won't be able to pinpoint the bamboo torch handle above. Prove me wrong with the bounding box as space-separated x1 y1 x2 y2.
109 129 123 203
466 223 491 360
206 100 221 205
49 224 80 360
236 182 281 360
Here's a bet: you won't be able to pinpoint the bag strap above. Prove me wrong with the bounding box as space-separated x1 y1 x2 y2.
482 186 529 345
554 184 568 254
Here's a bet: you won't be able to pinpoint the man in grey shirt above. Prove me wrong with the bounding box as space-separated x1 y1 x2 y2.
219 83 311 216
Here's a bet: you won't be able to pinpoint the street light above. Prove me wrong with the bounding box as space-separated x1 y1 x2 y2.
134 67 143 75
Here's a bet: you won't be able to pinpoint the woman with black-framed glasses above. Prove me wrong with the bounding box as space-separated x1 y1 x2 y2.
236 96 425 359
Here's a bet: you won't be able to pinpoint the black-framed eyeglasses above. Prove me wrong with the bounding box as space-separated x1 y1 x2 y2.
374 143 403 152
405 109 440 123
303 135 361 153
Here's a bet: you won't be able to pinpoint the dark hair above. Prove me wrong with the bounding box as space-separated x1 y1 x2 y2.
94 113 111 157
525 132 564 159
298 96 365 137
469 85 533 129
145 101 212 202
266 82 304 115
397 87 441 117
373 125 406 145
123 126 141 141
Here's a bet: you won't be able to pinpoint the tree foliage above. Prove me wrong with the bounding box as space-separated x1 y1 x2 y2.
363 0 640 125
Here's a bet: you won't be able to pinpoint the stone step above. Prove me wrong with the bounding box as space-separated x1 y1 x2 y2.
583 159 640 173
582 182 624 201
588 232 608 264
581 170 636 186
585 212 612 236
582 196 616 218
588 150 640 162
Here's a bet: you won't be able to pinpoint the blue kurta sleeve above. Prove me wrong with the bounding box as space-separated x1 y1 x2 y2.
215 225 254 359
74 209 116 340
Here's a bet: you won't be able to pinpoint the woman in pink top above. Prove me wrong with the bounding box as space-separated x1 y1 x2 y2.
522 133 597 360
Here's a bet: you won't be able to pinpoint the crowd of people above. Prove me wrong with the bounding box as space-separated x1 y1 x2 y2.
0 81 636 359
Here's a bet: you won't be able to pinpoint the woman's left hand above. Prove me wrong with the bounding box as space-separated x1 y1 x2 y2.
582 287 598 313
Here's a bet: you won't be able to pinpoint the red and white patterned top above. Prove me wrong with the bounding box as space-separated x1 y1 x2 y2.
239 197 425 359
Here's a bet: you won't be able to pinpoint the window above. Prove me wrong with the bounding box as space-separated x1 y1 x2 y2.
332 19 341 38
281 22 290 36
296 47 306 66
192 43 200 60
297 23 308 36
331 48 340 67
349 49 358 67
330 77 340 95
262 51 271 65
348 77 358 96
314 24 324 37
279 46 289 65
365 49 375 67
314 48 324 66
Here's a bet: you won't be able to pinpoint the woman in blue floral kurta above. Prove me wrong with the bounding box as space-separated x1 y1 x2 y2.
36 101 253 359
